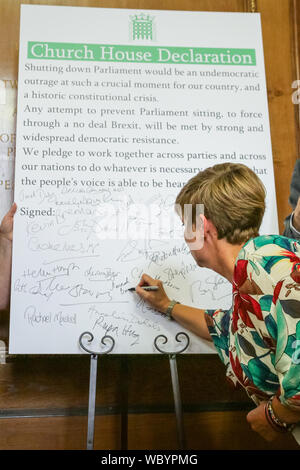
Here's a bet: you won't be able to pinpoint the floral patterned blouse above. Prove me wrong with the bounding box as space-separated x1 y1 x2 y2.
205 235 300 411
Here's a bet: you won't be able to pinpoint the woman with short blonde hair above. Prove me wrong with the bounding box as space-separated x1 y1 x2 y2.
175 162 266 244
137 162 300 444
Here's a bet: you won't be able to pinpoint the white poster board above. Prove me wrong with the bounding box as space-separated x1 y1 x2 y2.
9 5 278 354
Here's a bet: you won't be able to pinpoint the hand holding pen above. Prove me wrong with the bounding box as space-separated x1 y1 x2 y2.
131 273 171 314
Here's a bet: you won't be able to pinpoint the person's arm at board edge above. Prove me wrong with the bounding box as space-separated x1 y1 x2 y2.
0 203 17 310
135 273 212 342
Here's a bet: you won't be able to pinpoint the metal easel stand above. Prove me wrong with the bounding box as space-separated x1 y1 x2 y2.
154 332 190 450
79 331 115 450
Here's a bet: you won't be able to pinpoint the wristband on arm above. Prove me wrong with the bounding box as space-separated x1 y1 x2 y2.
264 396 296 433
165 300 180 320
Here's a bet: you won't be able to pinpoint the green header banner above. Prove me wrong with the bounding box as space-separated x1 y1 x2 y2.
27 42 256 66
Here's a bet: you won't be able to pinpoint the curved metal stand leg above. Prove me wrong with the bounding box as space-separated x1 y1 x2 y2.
79 332 115 450
154 332 190 450
87 354 98 450
169 354 185 450
120 357 129 450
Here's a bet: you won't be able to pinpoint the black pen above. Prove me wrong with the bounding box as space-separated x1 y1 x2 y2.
127 286 159 292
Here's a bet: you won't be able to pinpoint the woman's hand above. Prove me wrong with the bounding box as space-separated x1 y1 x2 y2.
0 203 17 243
293 197 300 232
246 402 280 442
135 274 211 341
0 203 17 310
135 273 170 314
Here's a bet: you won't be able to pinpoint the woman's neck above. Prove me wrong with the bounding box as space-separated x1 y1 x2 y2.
208 239 245 283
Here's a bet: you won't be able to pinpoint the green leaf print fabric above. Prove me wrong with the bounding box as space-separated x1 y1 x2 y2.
205 235 300 409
